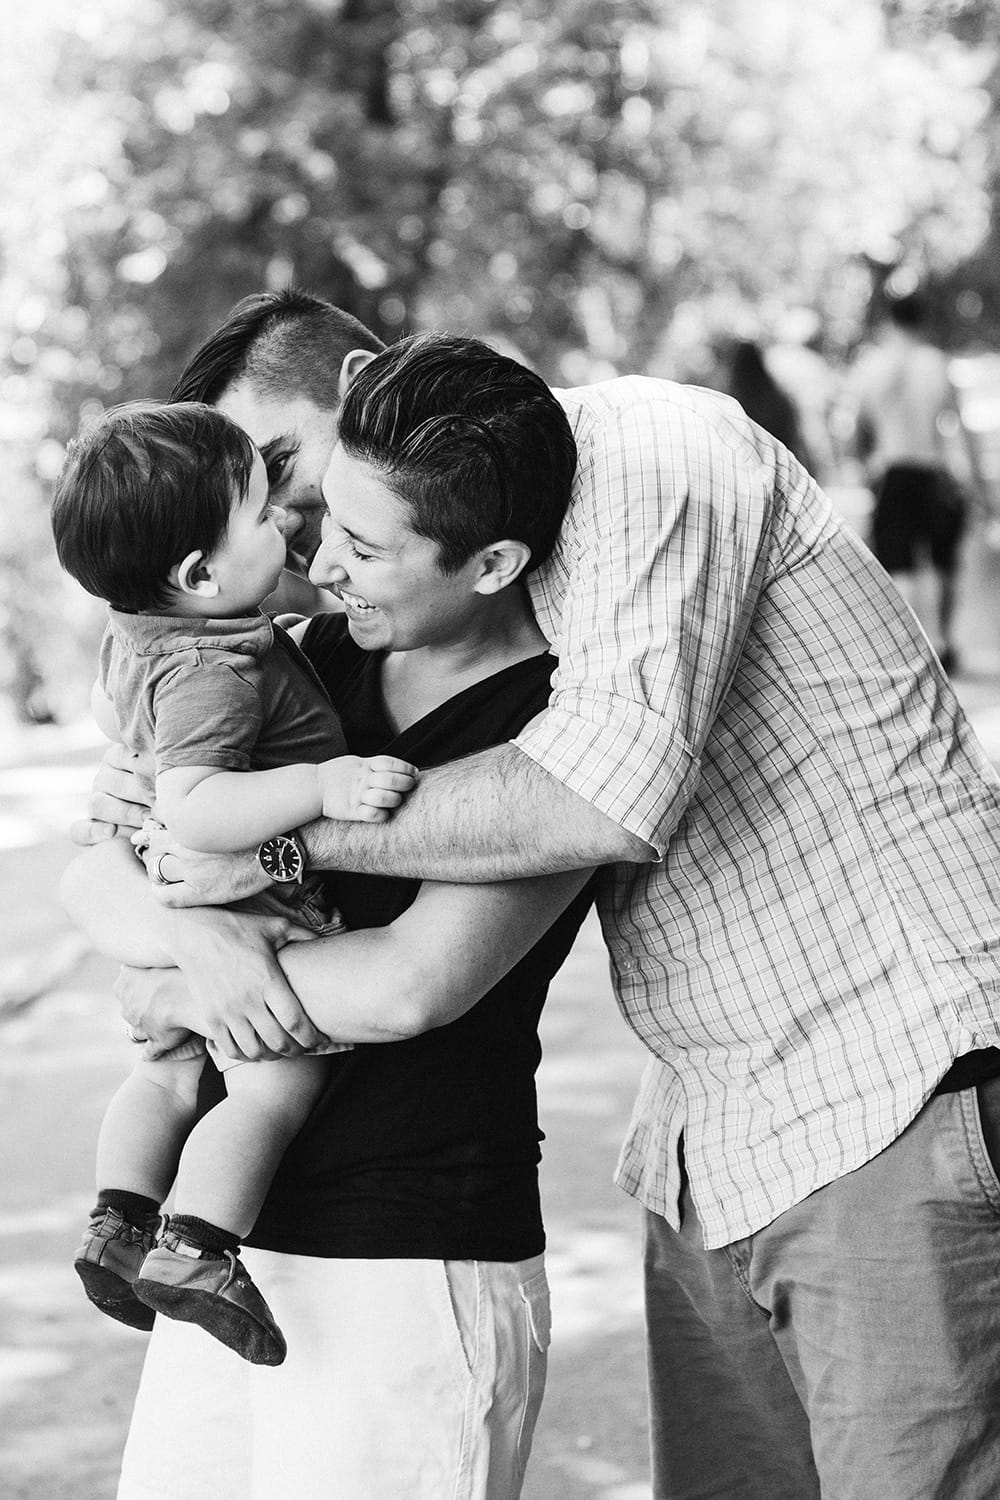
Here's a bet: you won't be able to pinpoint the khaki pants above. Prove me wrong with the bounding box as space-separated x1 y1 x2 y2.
645 1079 1000 1499
117 1250 550 1500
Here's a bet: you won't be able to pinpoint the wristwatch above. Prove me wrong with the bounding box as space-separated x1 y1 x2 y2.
255 831 306 884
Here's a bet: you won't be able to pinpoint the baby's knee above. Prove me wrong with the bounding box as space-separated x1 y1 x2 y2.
225 1059 324 1133
133 1057 204 1115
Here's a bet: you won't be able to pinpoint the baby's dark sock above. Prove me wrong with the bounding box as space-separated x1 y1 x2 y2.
93 1189 161 1233
166 1213 241 1258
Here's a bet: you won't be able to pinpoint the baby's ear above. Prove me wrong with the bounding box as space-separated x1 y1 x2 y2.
171 549 219 599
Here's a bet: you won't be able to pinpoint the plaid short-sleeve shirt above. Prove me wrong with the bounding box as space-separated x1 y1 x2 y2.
519 376 1000 1247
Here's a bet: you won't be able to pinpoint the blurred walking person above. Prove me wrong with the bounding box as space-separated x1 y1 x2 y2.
726 337 815 471
850 286 986 675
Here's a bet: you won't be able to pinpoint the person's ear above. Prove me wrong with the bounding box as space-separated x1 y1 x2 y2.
170 549 220 599
338 348 378 397
473 539 532 595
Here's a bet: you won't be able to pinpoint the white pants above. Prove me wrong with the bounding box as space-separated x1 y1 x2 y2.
117 1248 551 1500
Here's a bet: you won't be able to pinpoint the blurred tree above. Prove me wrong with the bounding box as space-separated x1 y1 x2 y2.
2 0 999 719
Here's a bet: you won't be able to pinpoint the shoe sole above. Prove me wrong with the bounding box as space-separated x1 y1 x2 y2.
133 1278 286 1366
75 1259 155 1332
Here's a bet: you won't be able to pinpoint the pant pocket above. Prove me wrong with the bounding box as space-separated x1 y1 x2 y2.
518 1269 551 1354
516 1269 550 1472
974 1076 1000 1198
441 1258 480 1375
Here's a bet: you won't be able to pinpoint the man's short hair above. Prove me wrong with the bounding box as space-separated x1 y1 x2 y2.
51 402 254 612
170 288 385 409
336 333 577 575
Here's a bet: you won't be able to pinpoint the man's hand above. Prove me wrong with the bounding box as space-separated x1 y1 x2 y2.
134 821 271 907
71 742 150 846
114 965 200 1060
125 905 330 1060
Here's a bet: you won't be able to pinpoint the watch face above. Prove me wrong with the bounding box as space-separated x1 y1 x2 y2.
259 836 303 882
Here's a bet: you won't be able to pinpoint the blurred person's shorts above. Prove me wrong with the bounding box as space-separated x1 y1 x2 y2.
872 462 966 574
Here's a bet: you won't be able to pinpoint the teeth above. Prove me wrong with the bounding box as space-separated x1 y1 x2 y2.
341 590 375 611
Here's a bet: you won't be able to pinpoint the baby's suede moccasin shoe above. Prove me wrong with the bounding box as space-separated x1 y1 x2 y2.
74 1207 157 1331
133 1234 286 1366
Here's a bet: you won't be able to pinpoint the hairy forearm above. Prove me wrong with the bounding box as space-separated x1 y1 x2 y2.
299 743 650 881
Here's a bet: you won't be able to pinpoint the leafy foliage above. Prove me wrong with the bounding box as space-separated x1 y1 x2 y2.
2 0 999 717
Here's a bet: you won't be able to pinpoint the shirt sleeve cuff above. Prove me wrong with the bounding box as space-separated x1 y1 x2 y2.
513 695 699 858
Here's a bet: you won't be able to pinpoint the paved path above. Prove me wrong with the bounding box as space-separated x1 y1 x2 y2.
3 515 1000 1499
0 737 652 1500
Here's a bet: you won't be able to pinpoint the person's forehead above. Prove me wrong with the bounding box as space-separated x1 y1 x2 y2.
216 383 334 448
323 445 411 540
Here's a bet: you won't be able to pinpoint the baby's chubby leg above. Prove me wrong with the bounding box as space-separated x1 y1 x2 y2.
132 1057 328 1366
77 1053 205 1330
173 1055 327 1238
96 1053 205 1203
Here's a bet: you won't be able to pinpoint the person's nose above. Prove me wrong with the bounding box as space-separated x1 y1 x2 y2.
270 504 289 533
308 545 347 589
280 506 304 538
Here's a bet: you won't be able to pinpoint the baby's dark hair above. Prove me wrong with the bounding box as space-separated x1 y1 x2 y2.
51 402 255 612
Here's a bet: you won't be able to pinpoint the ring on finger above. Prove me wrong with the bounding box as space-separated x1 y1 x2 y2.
151 853 176 886
124 1023 149 1044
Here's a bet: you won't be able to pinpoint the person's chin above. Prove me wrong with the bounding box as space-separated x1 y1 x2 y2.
345 611 384 647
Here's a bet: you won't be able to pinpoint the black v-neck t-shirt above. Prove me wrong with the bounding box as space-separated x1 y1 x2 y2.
245 614 595 1261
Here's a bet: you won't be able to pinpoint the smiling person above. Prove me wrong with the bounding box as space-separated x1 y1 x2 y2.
61 338 596 1500
79 295 1000 1499
51 400 417 1368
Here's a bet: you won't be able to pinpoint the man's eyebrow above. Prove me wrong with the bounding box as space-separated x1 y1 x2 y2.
259 434 299 463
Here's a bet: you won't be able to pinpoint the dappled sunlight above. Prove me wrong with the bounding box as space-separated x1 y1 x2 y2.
543 1456 651 1500
0 1199 91 1239
0 1260 84 1316
546 1227 645 1343
0 778 91 865
0 764 95 851
965 704 1000 761
0 982 124 1076
0 1346 75 1399
0 813 46 852
541 1048 646 1117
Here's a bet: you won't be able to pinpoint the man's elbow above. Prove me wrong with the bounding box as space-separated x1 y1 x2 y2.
603 824 658 864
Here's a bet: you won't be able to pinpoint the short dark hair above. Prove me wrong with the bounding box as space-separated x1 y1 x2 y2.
170 288 385 409
336 333 577 574
51 402 255 611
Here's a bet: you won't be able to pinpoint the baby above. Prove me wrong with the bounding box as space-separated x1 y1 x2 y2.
51 401 416 1365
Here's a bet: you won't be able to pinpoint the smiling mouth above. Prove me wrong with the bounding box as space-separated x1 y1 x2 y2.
339 588 377 613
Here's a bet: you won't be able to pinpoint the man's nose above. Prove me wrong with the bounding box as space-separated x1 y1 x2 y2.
271 504 289 533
